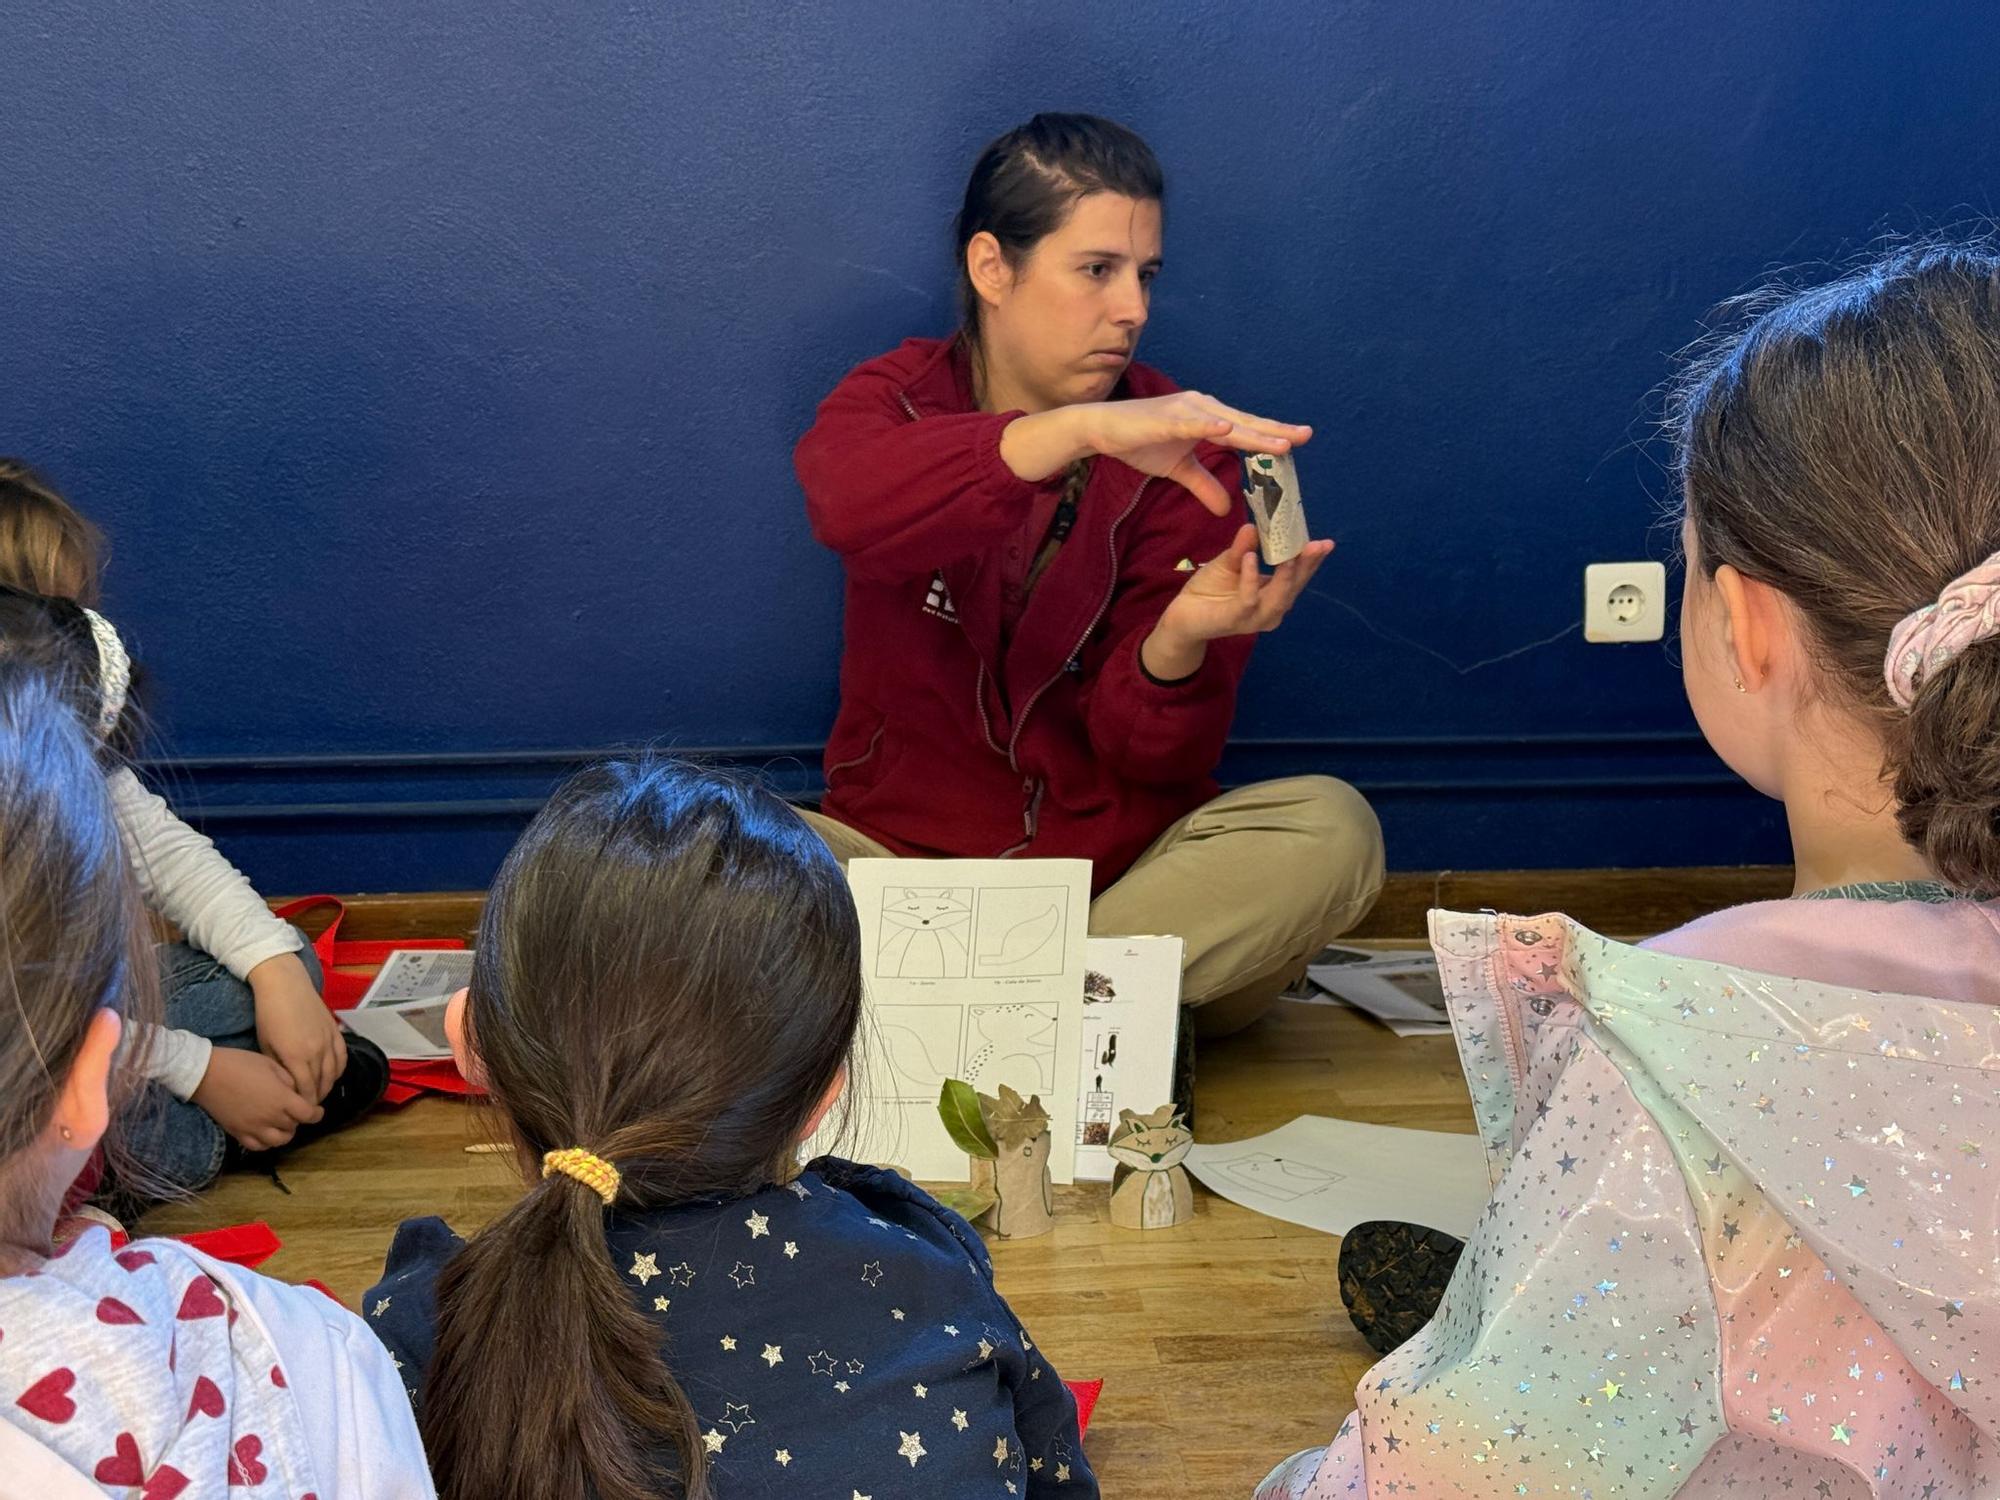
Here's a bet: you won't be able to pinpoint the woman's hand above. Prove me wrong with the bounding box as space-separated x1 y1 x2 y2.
250 951 346 1101
1000 393 1311 515
1141 525 1335 680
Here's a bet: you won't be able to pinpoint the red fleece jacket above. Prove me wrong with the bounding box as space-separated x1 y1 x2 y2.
795 337 1252 892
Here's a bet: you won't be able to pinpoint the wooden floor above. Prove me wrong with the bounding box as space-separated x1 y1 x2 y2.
141 870 1771 1494
137 997 1472 1494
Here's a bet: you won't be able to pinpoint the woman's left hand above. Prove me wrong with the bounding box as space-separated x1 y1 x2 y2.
1140 525 1334 680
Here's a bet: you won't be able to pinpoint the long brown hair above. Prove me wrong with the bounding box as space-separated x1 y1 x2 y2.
0 460 103 606
0 650 160 1249
1672 242 2000 892
420 760 864 1500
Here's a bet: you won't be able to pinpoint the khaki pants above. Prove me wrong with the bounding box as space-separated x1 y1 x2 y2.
798 775 1384 1037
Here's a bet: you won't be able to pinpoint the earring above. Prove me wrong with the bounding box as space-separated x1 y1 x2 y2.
1733 675 1747 694
58 1125 72 1142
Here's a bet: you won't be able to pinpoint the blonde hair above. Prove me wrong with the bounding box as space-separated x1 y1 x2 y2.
0 461 103 606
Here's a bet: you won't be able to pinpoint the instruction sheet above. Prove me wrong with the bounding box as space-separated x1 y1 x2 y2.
819 858 1092 1183
1074 935 1183 1182
354 950 476 1009
1187 1115 1491 1237
335 948 474 1061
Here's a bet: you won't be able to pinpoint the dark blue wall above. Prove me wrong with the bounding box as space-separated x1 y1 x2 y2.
5 1 1997 891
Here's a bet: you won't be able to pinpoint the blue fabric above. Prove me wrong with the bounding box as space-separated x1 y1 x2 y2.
365 1157 1098 1497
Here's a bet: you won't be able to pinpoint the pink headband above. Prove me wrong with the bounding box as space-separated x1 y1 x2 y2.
1884 550 2000 710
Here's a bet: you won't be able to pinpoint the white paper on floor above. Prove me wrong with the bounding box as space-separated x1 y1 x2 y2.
1186 1115 1493 1237
354 949 476 1009
1300 945 1452 1036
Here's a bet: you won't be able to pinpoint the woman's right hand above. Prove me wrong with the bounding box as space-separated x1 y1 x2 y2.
191 1045 324 1151
1000 393 1311 516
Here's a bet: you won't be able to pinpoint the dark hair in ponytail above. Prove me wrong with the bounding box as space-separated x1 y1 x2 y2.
419 760 864 1500
954 113 1163 361
1671 241 2000 893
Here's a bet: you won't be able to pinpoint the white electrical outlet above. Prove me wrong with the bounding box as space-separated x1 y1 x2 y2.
1584 562 1668 643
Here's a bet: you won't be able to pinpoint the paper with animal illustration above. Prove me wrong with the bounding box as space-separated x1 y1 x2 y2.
1185 1115 1490 1236
1074 935 1183 1182
821 858 1091 1183
354 949 476 1009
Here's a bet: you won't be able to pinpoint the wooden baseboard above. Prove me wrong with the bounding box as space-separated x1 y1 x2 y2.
279 892 486 945
1352 866 1792 940
282 866 1793 947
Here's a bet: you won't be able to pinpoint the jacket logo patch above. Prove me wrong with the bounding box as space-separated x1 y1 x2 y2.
923 571 960 625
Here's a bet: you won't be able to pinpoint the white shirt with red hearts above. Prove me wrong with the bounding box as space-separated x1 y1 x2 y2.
0 1226 432 1499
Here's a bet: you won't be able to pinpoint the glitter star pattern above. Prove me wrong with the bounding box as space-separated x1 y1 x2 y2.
1270 910 2000 1500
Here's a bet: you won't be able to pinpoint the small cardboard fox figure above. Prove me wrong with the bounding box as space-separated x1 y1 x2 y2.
939 1081 1055 1239
1107 1105 1195 1230
969 1086 1055 1239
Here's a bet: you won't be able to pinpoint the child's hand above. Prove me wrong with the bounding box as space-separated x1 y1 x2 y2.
249 951 347 1101
191 1046 324 1151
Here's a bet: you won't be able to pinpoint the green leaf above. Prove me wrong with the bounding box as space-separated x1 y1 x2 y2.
933 1186 999 1221
938 1079 998 1158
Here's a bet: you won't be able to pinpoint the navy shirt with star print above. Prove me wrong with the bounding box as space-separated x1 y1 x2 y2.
364 1157 1098 1497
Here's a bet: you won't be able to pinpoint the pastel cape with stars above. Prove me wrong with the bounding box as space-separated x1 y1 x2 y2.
1260 910 1997 1499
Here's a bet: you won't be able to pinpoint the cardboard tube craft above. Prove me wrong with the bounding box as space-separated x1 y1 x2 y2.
1107 1105 1196 1230
936 1080 1056 1239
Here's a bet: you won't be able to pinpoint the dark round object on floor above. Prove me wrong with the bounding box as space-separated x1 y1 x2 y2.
1338 1219 1466 1355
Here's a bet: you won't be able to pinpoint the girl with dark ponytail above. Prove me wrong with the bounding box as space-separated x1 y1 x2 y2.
366 760 1097 1499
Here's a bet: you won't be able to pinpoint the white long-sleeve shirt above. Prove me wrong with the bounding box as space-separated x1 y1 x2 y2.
111 768 304 1099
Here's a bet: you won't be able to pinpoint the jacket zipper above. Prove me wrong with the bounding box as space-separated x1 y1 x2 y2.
974 666 1007 757
824 721 885 783
1001 476 1151 850
901 385 1010 759
1489 935 1533 1108
1008 475 1151 773
896 387 1144 853
995 776 1044 858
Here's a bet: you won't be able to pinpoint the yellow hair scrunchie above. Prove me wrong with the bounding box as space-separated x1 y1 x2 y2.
541 1147 620 1205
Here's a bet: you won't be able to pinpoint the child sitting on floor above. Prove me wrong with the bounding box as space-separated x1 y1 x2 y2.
0 653 432 1498
365 759 1097 1500
1264 244 2000 1498
0 460 387 1209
